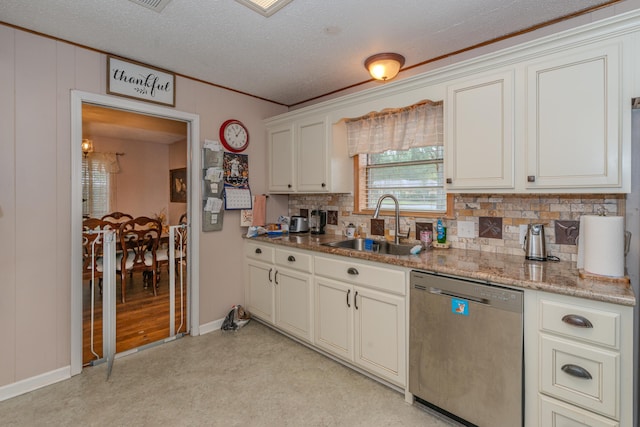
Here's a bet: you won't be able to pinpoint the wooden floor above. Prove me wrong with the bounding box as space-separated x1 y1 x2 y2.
82 267 188 366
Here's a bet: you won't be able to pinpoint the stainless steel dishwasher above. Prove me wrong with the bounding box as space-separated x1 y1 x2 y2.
409 270 523 427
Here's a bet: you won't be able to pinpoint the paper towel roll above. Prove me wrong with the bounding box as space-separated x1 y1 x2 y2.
582 215 625 277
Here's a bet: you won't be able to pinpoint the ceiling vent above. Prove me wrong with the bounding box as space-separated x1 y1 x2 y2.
235 0 293 17
128 0 172 13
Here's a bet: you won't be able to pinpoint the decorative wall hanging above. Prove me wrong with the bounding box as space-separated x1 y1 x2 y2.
170 168 187 203
107 55 176 107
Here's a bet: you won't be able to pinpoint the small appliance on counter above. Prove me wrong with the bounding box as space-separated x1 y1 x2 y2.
524 223 547 261
310 209 327 234
290 216 309 233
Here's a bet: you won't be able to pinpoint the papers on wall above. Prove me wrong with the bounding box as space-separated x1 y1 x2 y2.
202 140 225 231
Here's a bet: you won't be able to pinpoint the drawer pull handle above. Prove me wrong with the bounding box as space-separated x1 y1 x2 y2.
255 248 262 254
346 289 351 308
347 267 359 275
287 255 296 262
562 314 593 328
446 178 452 184
561 364 592 380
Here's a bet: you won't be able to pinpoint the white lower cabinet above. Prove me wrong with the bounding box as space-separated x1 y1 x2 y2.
245 243 408 388
525 290 633 427
274 265 312 342
245 242 313 343
314 255 406 387
539 395 619 427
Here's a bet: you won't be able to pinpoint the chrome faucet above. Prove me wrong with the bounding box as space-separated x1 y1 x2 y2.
373 194 401 245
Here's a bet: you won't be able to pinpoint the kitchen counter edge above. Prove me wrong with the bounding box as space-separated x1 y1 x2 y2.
244 234 636 307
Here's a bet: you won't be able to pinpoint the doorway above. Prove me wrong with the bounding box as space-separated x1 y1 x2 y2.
82 104 188 365
71 90 201 376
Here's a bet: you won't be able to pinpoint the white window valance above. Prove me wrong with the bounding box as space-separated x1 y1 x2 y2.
344 99 443 157
87 152 121 173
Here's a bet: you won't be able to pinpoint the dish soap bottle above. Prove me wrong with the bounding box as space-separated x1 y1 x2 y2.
436 218 447 244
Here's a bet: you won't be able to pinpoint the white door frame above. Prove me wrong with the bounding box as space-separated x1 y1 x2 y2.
70 90 201 376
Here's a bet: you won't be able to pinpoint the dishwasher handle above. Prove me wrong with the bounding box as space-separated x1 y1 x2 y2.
429 287 489 305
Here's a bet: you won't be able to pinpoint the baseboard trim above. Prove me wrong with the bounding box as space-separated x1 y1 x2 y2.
0 366 70 402
198 317 224 335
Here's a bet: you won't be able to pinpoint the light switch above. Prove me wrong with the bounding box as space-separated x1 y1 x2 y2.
458 221 475 238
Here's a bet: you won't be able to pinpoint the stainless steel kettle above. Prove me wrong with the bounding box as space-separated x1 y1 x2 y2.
524 223 547 261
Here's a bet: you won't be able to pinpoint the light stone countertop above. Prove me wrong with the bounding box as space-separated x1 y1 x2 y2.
245 233 636 307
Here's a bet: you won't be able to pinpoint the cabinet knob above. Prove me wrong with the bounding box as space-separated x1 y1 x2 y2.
287 184 292 188
562 314 593 328
561 364 592 380
321 183 326 188
527 175 536 182
255 248 262 254
287 255 296 262
347 267 359 275
446 178 452 184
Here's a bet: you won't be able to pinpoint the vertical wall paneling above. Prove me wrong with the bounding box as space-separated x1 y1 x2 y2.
0 26 17 387
14 31 59 379
55 41 76 366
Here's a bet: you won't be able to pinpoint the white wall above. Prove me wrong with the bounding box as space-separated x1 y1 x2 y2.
0 25 286 390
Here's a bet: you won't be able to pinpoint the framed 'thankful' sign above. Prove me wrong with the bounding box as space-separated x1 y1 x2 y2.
107 55 175 107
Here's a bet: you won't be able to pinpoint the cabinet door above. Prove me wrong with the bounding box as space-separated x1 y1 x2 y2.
445 70 514 190
526 43 621 189
297 116 329 192
274 267 313 342
246 260 274 323
314 277 353 361
539 395 619 427
268 124 295 192
353 286 406 386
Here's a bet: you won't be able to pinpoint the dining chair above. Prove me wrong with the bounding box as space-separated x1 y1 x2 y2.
118 217 162 303
155 214 188 282
82 218 119 294
101 211 133 224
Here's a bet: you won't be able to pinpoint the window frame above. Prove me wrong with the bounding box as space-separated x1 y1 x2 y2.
352 155 453 219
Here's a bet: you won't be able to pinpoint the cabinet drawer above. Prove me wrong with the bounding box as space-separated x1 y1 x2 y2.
539 395 619 427
540 334 619 419
540 299 620 348
314 256 405 295
245 242 275 262
275 248 312 273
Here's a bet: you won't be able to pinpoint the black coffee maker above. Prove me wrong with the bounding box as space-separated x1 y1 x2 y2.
310 209 327 234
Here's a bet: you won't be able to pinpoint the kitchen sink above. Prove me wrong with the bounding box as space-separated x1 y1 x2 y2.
321 238 417 256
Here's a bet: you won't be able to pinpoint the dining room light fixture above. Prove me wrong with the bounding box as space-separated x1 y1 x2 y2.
81 138 94 158
365 53 405 81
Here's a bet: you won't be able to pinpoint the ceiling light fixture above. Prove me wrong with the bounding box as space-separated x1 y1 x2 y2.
235 0 293 17
81 139 94 158
364 53 405 81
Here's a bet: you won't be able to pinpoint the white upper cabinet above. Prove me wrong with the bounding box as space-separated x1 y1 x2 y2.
267 123 295 192
445 70 515 190
525 42 622 190
297 116 329 192
266 114 352 194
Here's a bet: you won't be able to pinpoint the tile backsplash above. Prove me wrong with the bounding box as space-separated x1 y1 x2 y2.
288 193 625 262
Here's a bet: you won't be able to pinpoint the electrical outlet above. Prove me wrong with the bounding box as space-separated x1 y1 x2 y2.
519 225 528 245
457 221 475 238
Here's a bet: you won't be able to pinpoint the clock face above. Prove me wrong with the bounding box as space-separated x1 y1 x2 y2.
219 119 249 152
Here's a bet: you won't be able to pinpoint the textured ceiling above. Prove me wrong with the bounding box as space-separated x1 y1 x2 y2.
0 0 623 107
